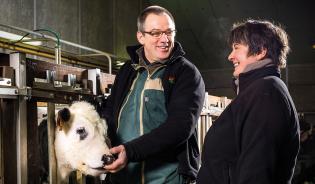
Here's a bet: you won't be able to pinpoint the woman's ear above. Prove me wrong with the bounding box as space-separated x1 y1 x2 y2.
256 48 267 60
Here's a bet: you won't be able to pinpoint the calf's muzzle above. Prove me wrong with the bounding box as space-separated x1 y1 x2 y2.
102 154 115 166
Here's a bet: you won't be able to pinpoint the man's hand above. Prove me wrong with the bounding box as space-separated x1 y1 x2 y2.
104 145 128 173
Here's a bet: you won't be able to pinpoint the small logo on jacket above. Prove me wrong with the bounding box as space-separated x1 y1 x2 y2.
168 76 175 84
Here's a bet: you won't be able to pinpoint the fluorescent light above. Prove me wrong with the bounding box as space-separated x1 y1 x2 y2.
0 30 42 46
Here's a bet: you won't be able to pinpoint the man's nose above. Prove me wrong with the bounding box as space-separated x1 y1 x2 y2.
159 33 169 42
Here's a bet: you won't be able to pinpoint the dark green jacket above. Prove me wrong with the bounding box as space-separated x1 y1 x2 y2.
103 42 205 181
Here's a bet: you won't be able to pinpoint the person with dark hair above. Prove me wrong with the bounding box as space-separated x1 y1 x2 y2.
103 5 205 184
197 19 300 184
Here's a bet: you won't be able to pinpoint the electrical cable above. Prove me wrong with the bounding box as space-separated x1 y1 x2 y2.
33 28 60 46
13 28 60 47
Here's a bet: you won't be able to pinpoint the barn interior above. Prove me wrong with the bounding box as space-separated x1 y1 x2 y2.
0 0 315 183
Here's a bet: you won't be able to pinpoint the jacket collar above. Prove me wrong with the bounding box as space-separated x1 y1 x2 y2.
232 66 281 94
126 41 185 65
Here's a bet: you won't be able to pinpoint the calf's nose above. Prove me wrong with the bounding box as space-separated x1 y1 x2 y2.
102 154 115 166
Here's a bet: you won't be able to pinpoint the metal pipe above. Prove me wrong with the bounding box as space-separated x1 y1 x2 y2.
0 41 110 70
55 46 61 65
79 54 113 74
0 23 113 74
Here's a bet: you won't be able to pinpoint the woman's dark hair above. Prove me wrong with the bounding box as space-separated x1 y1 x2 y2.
228 19 290 68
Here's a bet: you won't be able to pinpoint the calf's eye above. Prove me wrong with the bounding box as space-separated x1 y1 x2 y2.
76 127 88 140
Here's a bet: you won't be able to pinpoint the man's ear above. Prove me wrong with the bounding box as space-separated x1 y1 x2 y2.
256 48 267 60
137 31 145 45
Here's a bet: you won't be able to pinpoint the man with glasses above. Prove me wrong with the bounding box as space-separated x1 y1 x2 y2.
103 5 205 184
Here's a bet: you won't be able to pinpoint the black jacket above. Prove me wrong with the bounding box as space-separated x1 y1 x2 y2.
103 42 205 180
197 66 300 184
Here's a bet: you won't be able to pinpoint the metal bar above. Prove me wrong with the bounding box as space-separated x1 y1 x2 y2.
88 69 101 95
47 102 57 184
10 53 28 184
0 23 113 74
0 87 18 96
55 46 61 65
0 99 3 184
0 41 111 71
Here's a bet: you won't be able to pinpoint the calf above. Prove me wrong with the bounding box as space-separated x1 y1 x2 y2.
55 101 114 180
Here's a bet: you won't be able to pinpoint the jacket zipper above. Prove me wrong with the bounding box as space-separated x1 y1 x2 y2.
140 65 165 184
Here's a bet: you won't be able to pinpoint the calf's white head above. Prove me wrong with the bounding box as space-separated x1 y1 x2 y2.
54 101 114 179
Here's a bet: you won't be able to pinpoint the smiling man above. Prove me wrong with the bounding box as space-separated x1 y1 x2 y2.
103 5 205 184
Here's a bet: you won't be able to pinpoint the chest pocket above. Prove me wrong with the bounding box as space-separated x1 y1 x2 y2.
142 70 167 133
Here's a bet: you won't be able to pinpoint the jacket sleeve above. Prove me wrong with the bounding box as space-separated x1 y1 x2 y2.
234 87 299 183
124 62 205 161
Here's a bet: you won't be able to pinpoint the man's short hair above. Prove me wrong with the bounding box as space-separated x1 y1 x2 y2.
228 19 290 68
137 5 175 32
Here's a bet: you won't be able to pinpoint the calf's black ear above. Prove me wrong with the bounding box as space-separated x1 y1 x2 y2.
56 108 71 131
58 108 71 122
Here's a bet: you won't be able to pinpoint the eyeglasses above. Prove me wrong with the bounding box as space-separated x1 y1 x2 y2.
142 30 176 38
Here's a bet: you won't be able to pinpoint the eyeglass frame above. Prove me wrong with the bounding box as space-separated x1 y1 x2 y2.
141 29 177 38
